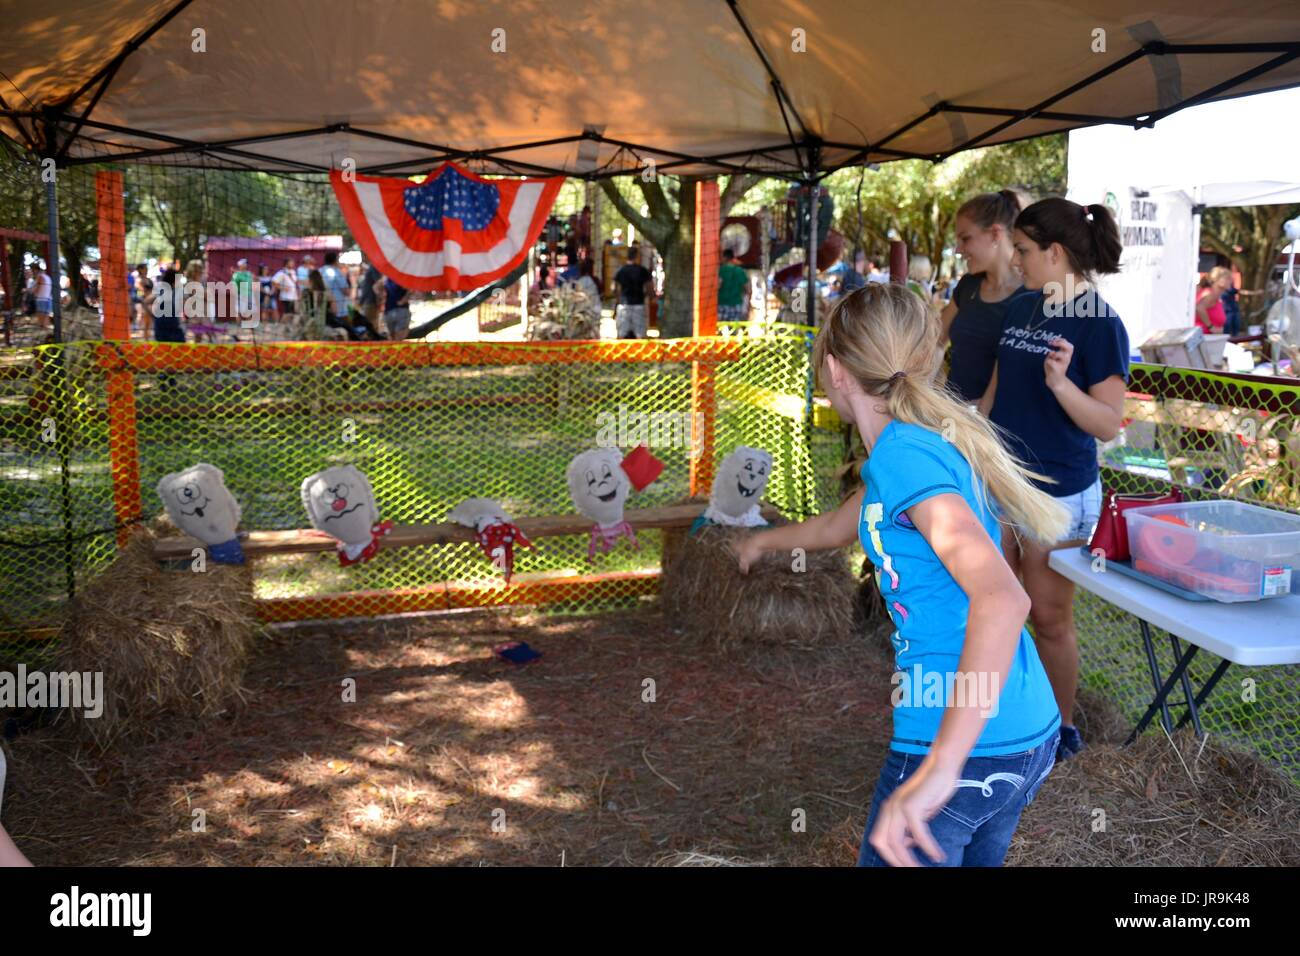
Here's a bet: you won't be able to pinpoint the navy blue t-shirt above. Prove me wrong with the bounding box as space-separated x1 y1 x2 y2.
990 289 1130 497
946 273 1027 403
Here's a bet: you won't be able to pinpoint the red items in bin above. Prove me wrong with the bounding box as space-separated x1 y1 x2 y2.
1133 514 1254 596
1126 500 1300 602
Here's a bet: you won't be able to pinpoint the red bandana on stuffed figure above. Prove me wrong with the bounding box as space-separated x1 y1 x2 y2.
566 445 664 560
447 498 533 583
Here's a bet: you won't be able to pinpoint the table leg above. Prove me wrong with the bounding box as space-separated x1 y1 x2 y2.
1168 634 1203 737
1126 642 1201 745
1138 619 1174 735
1173 658 1233 734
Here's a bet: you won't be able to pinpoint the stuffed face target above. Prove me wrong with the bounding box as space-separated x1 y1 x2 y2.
156 463 245 564
567 445 663 559
568 448 630 528
300 465 393 566
704 446 773 527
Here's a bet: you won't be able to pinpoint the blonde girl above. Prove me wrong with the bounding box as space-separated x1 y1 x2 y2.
737 283 1067 867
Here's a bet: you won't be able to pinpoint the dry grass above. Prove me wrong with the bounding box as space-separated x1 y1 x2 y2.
4 611 1296 867
1009 689 1300 867
3 608 893 866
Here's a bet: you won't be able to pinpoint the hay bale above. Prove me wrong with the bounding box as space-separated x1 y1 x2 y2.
660 523 857 650
1010 728 1300 867
54 526 256 749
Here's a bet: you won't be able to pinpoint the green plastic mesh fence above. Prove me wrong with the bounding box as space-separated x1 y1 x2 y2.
0 333 821 629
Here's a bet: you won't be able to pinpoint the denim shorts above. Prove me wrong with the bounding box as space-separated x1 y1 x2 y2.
857 730 1059 867
1055 476 1103 542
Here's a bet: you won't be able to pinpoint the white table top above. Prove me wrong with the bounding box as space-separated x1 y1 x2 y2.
1049 547 1300 666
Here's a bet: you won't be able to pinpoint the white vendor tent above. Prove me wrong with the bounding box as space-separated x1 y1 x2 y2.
1067 85 1300 344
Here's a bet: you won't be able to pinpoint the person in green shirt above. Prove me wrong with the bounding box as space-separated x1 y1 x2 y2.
231 258 255 323
717 248 750 323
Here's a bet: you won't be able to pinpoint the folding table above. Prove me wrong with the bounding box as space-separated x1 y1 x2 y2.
1048 547 1300 744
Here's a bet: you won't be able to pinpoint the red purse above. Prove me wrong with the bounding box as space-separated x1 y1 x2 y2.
1087 487 1184 562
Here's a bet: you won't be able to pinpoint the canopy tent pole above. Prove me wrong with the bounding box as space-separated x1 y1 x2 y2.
805 143 820 328
43 152 63 343
42 113 77 596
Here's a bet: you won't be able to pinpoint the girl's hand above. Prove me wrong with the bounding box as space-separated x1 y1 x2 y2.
1044 336 1073 393
868 759 958 866
734 532 767 574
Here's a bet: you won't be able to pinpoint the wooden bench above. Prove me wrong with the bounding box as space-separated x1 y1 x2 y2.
151 502 783 563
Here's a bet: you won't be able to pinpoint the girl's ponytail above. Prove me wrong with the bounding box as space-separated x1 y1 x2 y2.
958 189 1025 231
1084 203 1122 275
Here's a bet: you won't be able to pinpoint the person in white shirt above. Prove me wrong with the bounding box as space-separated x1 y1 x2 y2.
272 258 299 318
29 264 53 329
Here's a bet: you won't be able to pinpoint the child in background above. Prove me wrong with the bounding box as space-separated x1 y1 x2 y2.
736 283 1068 867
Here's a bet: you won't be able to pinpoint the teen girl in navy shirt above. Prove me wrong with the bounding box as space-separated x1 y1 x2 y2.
939 190 1028 403
978 198 1129 763
737 284 1070 867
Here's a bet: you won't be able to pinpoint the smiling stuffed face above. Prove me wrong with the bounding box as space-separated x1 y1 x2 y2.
158 464 241 544
567 449 630 526
302 467 378 545
711 446 773 518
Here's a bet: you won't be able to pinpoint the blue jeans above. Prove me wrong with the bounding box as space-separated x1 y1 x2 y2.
857 731 1058 867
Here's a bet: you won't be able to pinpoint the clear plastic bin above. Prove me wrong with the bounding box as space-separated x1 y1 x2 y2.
1126 500 1300 603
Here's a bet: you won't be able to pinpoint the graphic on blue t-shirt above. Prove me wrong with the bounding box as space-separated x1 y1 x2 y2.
990 289 1129 497
859 420 1061 757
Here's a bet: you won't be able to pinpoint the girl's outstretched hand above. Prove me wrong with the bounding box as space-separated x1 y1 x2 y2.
734 532 766 574
868 759 958 867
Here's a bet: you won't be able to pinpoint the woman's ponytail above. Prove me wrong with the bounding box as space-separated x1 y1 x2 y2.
1084 203 1122 275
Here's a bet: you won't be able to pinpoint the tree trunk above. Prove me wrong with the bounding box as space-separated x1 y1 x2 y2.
658 177 698 337
60 240 86 308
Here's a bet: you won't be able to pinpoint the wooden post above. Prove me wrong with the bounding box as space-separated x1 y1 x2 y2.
890 240 908 285
99 346 142 548
690 179 720 496
95 173 139 547
97 171 130 340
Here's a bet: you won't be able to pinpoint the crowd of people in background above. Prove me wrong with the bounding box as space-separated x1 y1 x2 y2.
120 253 411 343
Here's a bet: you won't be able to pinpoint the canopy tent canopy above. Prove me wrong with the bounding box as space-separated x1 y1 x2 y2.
2 0 1300 179
1067 85 1300 343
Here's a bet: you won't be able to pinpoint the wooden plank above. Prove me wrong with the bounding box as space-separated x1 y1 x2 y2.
256 570 661 622
96 338 743 374
152 502 783 561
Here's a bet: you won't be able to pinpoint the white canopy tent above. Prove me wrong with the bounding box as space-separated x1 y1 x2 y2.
1067 85 1300 344
2 1 1300 177
2 1 1300 342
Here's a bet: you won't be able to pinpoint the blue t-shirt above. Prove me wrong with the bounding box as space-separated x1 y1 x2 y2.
989 289 1130 497
320 265 351 318
860 420 1061 756
946 273 1027 403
